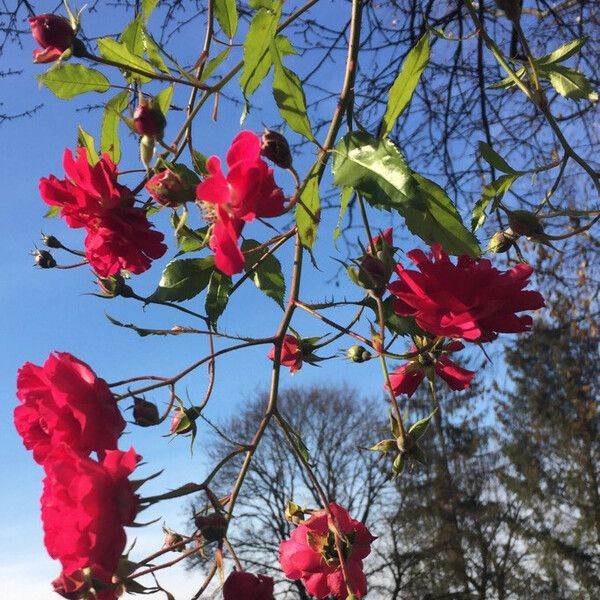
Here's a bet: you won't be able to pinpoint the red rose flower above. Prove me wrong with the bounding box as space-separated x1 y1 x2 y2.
29 14 75 63
42 446 139 592
387 342 475 398
14 352 125 464
196 131 285 275
223 571 274 600
39 148 166 277
268 335 303 374
279 502 376 599
388 244 545 342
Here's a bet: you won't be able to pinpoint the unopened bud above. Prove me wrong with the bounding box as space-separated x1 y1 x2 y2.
133 397 160 427
285 501 307 525
194 512 228 542
134 100 166 138
261 129 293 169
170 406 200 435
145 165 199 207
29 14 76 64
508 210 544 237
487 230 514 254
52 568 91 600
42 233 62 249
97 275 133 298
33 249 56 269
346 344 372 363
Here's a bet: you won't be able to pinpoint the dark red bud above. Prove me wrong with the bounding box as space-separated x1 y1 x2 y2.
29 14 75 51
134 102 166 138
133 397 160 427
261 129 293 169
194 512 228 542
33 249 56 269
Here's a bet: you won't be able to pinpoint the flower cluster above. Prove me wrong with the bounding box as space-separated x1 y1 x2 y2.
196 131 285 275
280 503 375 598
14 352 138 599
39 148 166 277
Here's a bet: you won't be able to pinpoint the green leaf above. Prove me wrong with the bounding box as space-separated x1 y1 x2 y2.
142 0 159 20
407 408 438 442
333 187 353 243
478 141 517 174
540 65 598 100
363 297 422 337
205 270 232 324
191 150 209 176
241 239 286 308
155 86 174 115
97 37 156 82
214 0 238 39
45 206 60 218
471 174 518 231
240 3 281 99
537 37 587 66
490 67 525 90
101 90 129 164
332 132 480 256
381 34 429 137
77 126 99 165
171 213 209 254
37 64 110 99
200 48 231 82
148 257 215 303
296 167 320 249
271 41 314 141
120 16 144 56
142 30 171 74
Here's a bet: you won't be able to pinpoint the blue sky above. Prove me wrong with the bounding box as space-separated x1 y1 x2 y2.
0 2 405 597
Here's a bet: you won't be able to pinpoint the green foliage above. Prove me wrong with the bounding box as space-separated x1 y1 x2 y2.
241 239 286 308
296 167 320 249
37 64 110 99
333 132 480 256
205 270 232 324
471 174 518 231
380 34 430 137
97 37 156 83
77 126 99 165
478 141 518 174
148 257 215 302
333 187 353 243
101 91 129 163
214 0 238 39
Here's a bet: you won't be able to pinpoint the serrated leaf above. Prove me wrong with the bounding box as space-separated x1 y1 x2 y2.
541 65 597 100
489 67 525 90
296 167 320 249
142 30 171 74
200 48 231 82
120 16 144 56
214 0 238 39
240 4 281 99
148 257 215 303
101 90 129 163
142 0 159 20
241 239 286 308
407 408 438 442
37 64 110 99
381 34 429 137
77 126 99 165
537 37 587 66
171 212 209 254
271 41 314 141
333 132 480 256
205 270 232 324
97 37 156 83
471 174 518 231
333 187 353 243
155 86 174 115
478 141 516 174
192 150 209 176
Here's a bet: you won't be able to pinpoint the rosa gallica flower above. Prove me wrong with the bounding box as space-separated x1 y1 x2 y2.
387 342 475 398
279 502 376 599
388 243 545 342
196 131 285 275
268 335 303 374
29 14 75 63
14 352 125 464
42 446 139 596
39 148 166 277
222 571 274 600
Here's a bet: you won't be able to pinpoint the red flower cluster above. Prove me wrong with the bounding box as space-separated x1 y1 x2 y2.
268 335 303 374
279 503 375 598
14 352 139 600
388 243 545 342
40 148 166 277
29 14 75 63
196 131 285 275
222 570 274 600
388 342 475 398
14 352 125 464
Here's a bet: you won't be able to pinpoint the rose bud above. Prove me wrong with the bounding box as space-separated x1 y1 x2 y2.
52 569 91 600
133 397 160 427
507 210 544 237
145 166 198 207
346 344 372 363
134 100 166 138
29 14 75 64
42 233 62 249
97 275 134 298
33 249 56 269
261 129 293 169
223 571 274 600
487 230 515 254
194 512 228 542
